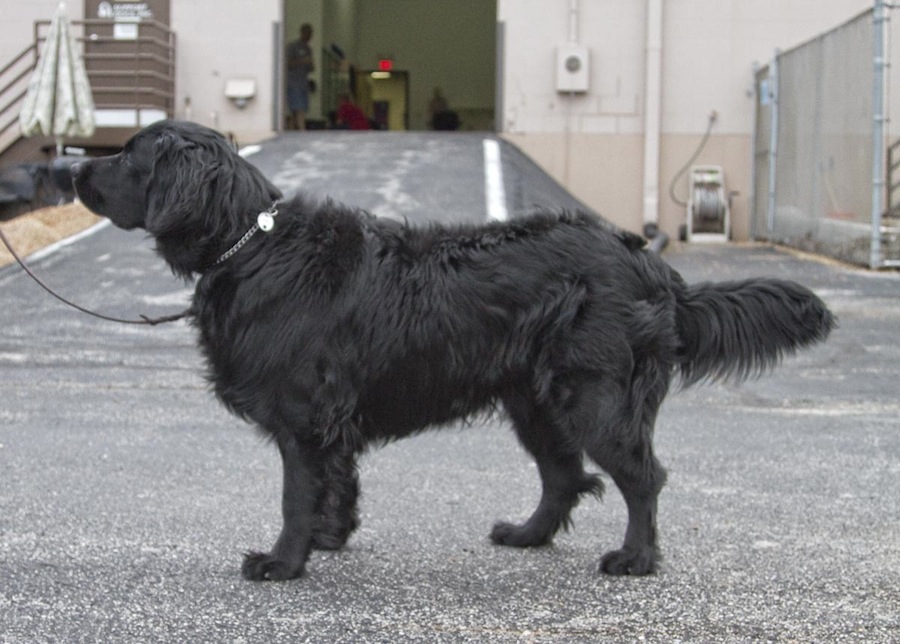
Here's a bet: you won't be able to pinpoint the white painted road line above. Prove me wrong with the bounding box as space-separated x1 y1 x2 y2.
483 138 508 221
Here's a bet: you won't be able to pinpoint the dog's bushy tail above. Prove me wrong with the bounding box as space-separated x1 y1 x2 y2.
675 278 835 386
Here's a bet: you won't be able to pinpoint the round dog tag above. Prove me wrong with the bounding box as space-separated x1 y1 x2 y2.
258 211 275 232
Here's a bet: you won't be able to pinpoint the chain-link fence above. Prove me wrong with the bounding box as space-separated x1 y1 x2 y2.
751 6 899 268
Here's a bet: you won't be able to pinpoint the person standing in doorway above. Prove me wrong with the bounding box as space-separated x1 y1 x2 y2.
286 23 315 130
429 87 459 131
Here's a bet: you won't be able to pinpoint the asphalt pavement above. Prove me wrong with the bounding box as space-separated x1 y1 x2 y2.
1 132 898 643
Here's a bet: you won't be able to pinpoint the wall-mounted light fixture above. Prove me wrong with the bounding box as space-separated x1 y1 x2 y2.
224 79 257 109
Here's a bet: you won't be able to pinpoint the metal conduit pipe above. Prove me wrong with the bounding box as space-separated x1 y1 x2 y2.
642 0 666 250
567 0 579 44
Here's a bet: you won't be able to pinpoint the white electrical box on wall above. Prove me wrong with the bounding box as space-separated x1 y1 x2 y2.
556 44 590 93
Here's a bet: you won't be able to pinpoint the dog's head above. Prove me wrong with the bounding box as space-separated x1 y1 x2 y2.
72 120 282 277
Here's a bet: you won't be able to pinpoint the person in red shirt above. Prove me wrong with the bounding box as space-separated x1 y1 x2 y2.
336 94 371 130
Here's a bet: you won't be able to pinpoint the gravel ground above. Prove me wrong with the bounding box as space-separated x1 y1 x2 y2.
0 132 897 642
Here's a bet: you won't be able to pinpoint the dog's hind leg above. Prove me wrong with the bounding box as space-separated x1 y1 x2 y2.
589 443 666 575
311 446 360 551
585 373 669 576
491 388 603 548
242 432 329 581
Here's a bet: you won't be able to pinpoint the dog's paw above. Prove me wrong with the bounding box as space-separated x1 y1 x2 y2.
241 551 305 581
598 547 657 576
490 521 553 548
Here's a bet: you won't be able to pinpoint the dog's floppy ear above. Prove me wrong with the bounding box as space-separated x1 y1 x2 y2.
145 127 234 238
144 124 281 276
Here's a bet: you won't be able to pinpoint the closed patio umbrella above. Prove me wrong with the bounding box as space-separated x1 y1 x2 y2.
19 2 95 156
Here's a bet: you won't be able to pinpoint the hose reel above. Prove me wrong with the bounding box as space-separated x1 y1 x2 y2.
687 165 730 242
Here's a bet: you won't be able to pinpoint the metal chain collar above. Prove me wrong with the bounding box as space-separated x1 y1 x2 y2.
215 202 279 266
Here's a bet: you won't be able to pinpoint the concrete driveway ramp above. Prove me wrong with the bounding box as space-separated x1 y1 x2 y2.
243 132 594 227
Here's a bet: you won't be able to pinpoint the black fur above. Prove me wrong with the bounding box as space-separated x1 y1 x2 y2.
72 120 835 581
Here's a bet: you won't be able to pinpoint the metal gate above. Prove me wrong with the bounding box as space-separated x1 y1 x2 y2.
751 4 899 268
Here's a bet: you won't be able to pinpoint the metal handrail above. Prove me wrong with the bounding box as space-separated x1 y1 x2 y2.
86 52 174 66
0 65 34 99
0 94 28 141
0 44 36 79
0 44 36 155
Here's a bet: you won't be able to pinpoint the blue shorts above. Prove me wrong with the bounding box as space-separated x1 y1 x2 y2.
287 83 309 112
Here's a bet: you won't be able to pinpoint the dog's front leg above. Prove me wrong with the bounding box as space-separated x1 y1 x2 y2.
242 432 324 581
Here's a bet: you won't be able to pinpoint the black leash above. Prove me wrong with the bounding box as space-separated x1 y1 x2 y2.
0 225 190 326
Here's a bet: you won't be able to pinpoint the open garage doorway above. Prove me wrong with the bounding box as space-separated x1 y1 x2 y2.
283 0 497 131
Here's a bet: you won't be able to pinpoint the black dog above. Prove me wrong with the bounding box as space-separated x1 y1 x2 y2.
72 120 834 581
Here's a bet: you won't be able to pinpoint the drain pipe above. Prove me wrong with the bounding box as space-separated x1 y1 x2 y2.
871 0 886 268
642 0 667 252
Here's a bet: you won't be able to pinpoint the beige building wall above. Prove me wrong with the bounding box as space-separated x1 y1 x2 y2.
499 0 875 239
171 0 281 140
